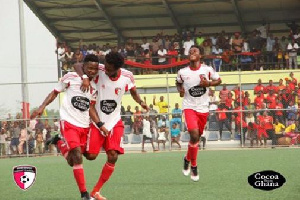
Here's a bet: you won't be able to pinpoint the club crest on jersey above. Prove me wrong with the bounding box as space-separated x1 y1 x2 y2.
101 84 105 89
13 165 37 191
115 87 121 95
188 85 207 97
199 74 206 80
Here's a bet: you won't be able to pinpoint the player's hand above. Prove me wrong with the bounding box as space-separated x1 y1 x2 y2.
30 107 43 119
141 101 149 112
81 78 90 92
178 87 185 97
100 126 109 136
200 77 210 87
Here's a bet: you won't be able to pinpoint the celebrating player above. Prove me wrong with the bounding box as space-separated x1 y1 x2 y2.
176 46 222 181
74 52 148 200
30 54 108 200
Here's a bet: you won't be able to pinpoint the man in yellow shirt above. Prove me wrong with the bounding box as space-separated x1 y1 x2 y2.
153 95 169 114
284 121 300 145
273 118 285 145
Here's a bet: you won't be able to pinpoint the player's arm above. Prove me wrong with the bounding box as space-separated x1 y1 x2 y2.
176 81 185 97
89 103 109 136
30 90 59 119
73 62 90 92
130 87 149 111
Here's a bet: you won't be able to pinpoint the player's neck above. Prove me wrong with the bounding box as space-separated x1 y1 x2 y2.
190 61 201 69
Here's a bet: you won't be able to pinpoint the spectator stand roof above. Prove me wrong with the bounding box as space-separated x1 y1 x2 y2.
24 0 300 48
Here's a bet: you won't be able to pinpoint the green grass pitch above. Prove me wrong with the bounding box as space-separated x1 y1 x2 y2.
0 148 300 200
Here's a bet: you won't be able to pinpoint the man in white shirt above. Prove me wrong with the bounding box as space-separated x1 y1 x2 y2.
75 52 148 200
141 37 150 51
183 35 195 57
157 45 168 65
31 54 107 200
287 40 299 69
176 45 221 182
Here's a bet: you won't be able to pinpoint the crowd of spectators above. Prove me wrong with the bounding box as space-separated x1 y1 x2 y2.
0 115 60 156
56 22 300 75
210 72 300 147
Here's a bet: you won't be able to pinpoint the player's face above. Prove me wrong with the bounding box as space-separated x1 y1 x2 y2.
84 62 99 79
189 47 200 62
105 62 119 77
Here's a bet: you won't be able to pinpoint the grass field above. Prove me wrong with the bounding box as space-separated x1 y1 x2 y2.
1 148 300 200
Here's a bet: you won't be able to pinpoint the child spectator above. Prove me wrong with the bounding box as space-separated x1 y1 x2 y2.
0 128 7 156
133 106 143 135
18 124 27 154
35 129 44 154
216 103 232 139
170 123 181 149
157 126 167 150
256 118 268 146
141 114 157 152
247 122 258 147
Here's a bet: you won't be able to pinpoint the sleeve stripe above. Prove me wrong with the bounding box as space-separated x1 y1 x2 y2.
61 74 78 81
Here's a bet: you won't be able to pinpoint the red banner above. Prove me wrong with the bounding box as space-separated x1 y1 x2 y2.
125 59 190 69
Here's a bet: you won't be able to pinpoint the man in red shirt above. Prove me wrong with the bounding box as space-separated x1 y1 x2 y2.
265 79 278 94
275 98 284 124
262 111 274 146
265 90 277 118
254 79 265 95
219 84 230 104
254 91 265 110
232 85 244 101
216 104 232 140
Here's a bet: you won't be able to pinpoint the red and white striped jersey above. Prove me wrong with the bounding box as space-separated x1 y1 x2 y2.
176 64 220 113
54 72 97 128
93 64 135 131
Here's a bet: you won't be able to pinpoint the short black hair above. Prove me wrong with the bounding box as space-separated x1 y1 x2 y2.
105 52 124 70
84 54 99 63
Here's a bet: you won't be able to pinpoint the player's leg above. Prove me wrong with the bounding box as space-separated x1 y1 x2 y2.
142 136 146 152
182 109 200 177
91 120 124 200
84 123 104 161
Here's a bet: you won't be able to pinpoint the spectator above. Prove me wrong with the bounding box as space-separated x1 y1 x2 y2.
126 38 135 62
232 32 243 53
157 45 168 66
254 79 265 95
56 42 66 68
275 99 284 124
212 44 223 72
289 72 298 87
133 106 143 135
209 89 219 111
255 118 268 146
10 121 20 155
265 79 277 94
287 39 299 69
216 103 232 139
150 36 159 65
277 79 285 91
202 40 212 66
73 48 83 63
141 114 157 152
243 91 251 109
153 95 169 115
266 33 275 69
167 45 178 64
170 103 182 128
219 84 229 105
287 101 297 120
284 120 300 145
35 129 44 154
164 35 171 50
236 114 248 145
273 118 285 145
0 128 7 156
141 37 150 51
256 22 270 40
279 36 289 69
170 123 181 149
262 111 274 146
286 21 299 35
183 35 194 58
195 31 205 47
18 124 27 154
245 112 255 125
157 126 167 150
35 119 44 133
247 122 258 147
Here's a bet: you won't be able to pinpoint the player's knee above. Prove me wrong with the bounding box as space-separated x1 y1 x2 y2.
107 150 118 164
189 129 200 144
67 148 82 166
84 153 97 160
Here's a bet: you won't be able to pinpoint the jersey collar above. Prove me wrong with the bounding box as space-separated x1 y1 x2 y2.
109 69 121 81
189 63 201 71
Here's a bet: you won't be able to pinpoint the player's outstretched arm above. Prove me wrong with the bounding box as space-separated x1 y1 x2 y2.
89 104 109 136
73 62 90 92
30 91 59 119
130 87 149 111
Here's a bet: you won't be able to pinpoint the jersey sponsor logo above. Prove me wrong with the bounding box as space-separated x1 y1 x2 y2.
71 96 90 111
13 165 37 191
248 170 286 191
188 85 207 97
100 100 117 114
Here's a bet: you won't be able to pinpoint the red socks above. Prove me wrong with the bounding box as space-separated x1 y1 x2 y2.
92 162 115 194
186 142 199 167
73 164 87 192
57 140 69 158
